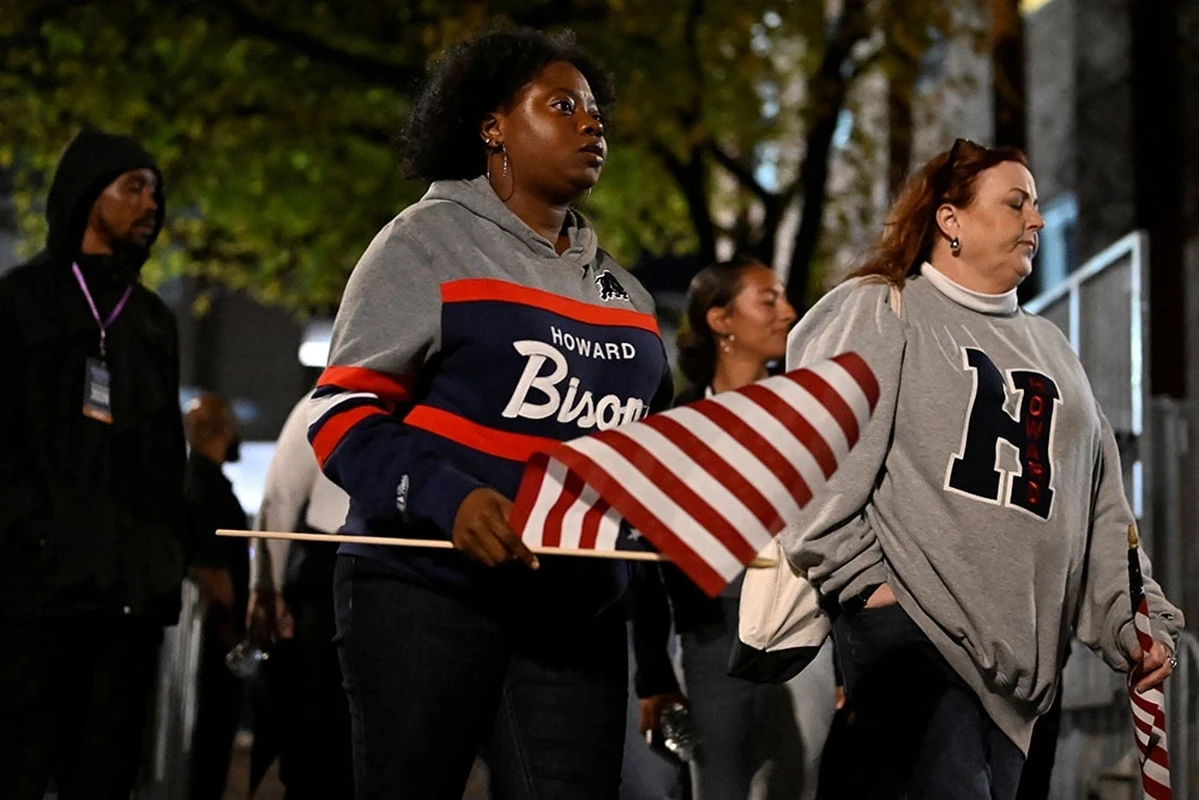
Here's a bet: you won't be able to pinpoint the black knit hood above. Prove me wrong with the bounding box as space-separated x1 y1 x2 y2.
44 127 165 265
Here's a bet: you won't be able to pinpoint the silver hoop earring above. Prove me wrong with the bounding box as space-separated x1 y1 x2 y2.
502 145 509 179
950 236 961 256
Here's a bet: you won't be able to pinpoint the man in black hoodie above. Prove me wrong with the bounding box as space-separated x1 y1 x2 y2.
0 128 189 798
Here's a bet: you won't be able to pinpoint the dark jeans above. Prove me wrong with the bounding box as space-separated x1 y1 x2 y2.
832 603 1024 800
333 555 629 800
0 615 162 800
680 598 803 800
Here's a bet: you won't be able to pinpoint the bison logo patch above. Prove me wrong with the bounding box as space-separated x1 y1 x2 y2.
595 270 630 302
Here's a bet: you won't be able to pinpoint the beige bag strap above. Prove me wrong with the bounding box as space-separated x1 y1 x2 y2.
888 282 903 320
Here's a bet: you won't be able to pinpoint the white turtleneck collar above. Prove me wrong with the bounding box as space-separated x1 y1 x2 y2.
919 262 1019 316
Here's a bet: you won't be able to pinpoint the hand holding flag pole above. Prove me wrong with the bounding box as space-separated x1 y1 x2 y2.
508 352 878 595
1126 523 1173 800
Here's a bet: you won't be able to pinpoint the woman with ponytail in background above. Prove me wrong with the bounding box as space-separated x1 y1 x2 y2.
632 256 820 799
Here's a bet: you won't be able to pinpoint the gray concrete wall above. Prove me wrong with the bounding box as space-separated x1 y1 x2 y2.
1025 0 1076 205
1184 0 1199 404
1073 1 1138 263
1026 0 1138 265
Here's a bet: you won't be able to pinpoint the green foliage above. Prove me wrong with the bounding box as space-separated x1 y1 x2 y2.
1 0 443 312
1 0 965 314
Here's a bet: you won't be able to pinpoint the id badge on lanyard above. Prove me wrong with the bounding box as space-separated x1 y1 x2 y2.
73 263 131 425
83 357 114 423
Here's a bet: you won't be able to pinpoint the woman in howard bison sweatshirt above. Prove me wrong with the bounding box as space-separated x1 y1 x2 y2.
305 28 671 800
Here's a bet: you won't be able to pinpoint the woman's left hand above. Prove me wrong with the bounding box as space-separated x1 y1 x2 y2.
1131 639 1176 693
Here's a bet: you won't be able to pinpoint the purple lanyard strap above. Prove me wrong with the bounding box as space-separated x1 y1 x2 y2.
72 263 132 359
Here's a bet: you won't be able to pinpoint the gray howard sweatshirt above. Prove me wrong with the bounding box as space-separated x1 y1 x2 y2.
307 176 671 612
780 263 1183 752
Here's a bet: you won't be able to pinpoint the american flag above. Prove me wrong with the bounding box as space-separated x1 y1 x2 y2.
1127 525 1172 799
510 352 879 596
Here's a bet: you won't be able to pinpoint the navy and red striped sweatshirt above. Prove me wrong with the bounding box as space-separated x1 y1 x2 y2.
308 177 671 611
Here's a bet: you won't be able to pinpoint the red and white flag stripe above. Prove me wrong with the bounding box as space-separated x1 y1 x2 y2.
1128 594 1172 799
511 352 879 596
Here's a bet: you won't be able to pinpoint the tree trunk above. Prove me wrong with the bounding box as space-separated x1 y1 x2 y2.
884 0 919 198
786 0 871 310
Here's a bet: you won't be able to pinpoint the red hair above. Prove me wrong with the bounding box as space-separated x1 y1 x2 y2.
849 139 1029 285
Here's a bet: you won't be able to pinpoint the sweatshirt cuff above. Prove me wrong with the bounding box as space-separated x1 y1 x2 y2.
1116 618 1182 671
407 461 487 538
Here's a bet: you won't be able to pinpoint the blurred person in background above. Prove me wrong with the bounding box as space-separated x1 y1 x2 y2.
247 390 353 798
0 127 189 799
633 256 814 799
184 393 250 800
621 564 690 800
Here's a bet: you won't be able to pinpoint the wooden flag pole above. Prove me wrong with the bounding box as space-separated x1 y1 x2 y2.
217 529 778 568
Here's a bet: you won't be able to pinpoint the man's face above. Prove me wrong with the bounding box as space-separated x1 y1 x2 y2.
88 168 159 250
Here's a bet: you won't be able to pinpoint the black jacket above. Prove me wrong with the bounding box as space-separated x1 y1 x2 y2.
185 451 250 625
0 128 190 623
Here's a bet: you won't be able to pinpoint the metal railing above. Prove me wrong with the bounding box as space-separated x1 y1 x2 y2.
1166 632 1199 799
137 578 204 798
1026 231 1197 797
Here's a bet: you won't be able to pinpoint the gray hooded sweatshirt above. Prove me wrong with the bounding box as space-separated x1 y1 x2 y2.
781 263 1183 752
307 176 671 612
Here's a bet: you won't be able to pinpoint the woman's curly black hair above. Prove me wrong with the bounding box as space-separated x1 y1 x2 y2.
398 27 615 182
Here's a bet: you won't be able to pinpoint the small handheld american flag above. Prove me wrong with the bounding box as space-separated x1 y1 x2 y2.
1127 523 1172 799
510 352 879 596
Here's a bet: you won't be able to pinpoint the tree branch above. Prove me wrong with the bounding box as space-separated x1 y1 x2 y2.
208 0 424 91
512 0 612 27
203 0 612 94
707 141 772 204
650 139 716 264
680 0 706 129
638 0 717 264
0 0 97 89
786 0 873 308
0 0 93 45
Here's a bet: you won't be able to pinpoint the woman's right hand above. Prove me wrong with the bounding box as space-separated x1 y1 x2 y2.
246 589 294 645
451 488 540 570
